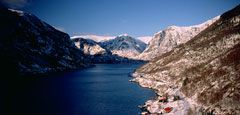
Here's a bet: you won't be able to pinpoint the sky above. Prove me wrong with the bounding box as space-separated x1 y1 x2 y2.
1 0 240 37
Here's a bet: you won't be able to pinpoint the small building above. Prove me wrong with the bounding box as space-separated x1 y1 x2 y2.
164 107 173 113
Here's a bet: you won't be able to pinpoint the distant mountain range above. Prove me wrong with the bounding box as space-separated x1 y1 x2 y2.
72 34 148 59
72 37 144 63
71 34 152 44
72 16 219 61
99 35 147 58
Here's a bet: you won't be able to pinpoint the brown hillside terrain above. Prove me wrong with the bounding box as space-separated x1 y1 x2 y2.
134 5 240 114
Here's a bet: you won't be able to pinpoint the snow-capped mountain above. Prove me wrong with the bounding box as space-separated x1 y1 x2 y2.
72 34 151 45
72 37 144 63
99 34 147 59
0 7 87 75
71 35 115 42
73 34 147 59
132 5 240 115
72 38 106 55
138 16 220 60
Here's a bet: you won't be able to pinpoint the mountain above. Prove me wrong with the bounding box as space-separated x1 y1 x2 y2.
137 36 153 44
71 35 115 42
132 5 240 114
73 38 106 55
99 34 147 59
138 16 219 60
72 37 145 63
0 7 87 75
71 34 151 44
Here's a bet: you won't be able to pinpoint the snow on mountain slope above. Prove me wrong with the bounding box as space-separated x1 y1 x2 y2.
71 35 115 42
138 16 220 60
137 36 153 44
72 37 145 63
72 38 106 55
99 35 147 58
71 34 151 43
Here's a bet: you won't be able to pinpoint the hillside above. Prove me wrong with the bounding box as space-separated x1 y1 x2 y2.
0 7 87 75
132 5 240 114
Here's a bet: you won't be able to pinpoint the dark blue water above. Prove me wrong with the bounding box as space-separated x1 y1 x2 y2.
1 64 155 115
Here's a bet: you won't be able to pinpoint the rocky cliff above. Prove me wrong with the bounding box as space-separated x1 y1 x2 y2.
132 5 240 114
0 7 87 75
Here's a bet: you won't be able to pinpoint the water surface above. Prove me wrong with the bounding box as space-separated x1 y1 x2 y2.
1 64 155 115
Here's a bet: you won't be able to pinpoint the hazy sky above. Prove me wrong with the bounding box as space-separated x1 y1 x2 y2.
1 0 240 37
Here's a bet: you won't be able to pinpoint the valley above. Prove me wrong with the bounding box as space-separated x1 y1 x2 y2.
0 2 239 115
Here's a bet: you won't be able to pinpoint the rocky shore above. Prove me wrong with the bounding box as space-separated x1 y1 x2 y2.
131 72 220 115
131 73 198 115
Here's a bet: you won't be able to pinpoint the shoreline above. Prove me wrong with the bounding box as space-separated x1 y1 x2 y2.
130 72 203 115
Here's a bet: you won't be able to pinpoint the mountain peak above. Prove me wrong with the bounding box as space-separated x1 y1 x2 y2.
99 35 147 58
118 33 129 37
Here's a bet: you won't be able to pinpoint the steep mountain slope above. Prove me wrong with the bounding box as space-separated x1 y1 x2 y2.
100 34 147 58
0 7 87 75
138 16 219 60
73 38 106 55
132 5 240 114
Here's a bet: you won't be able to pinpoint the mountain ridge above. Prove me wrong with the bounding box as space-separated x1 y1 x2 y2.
137 16 220 60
